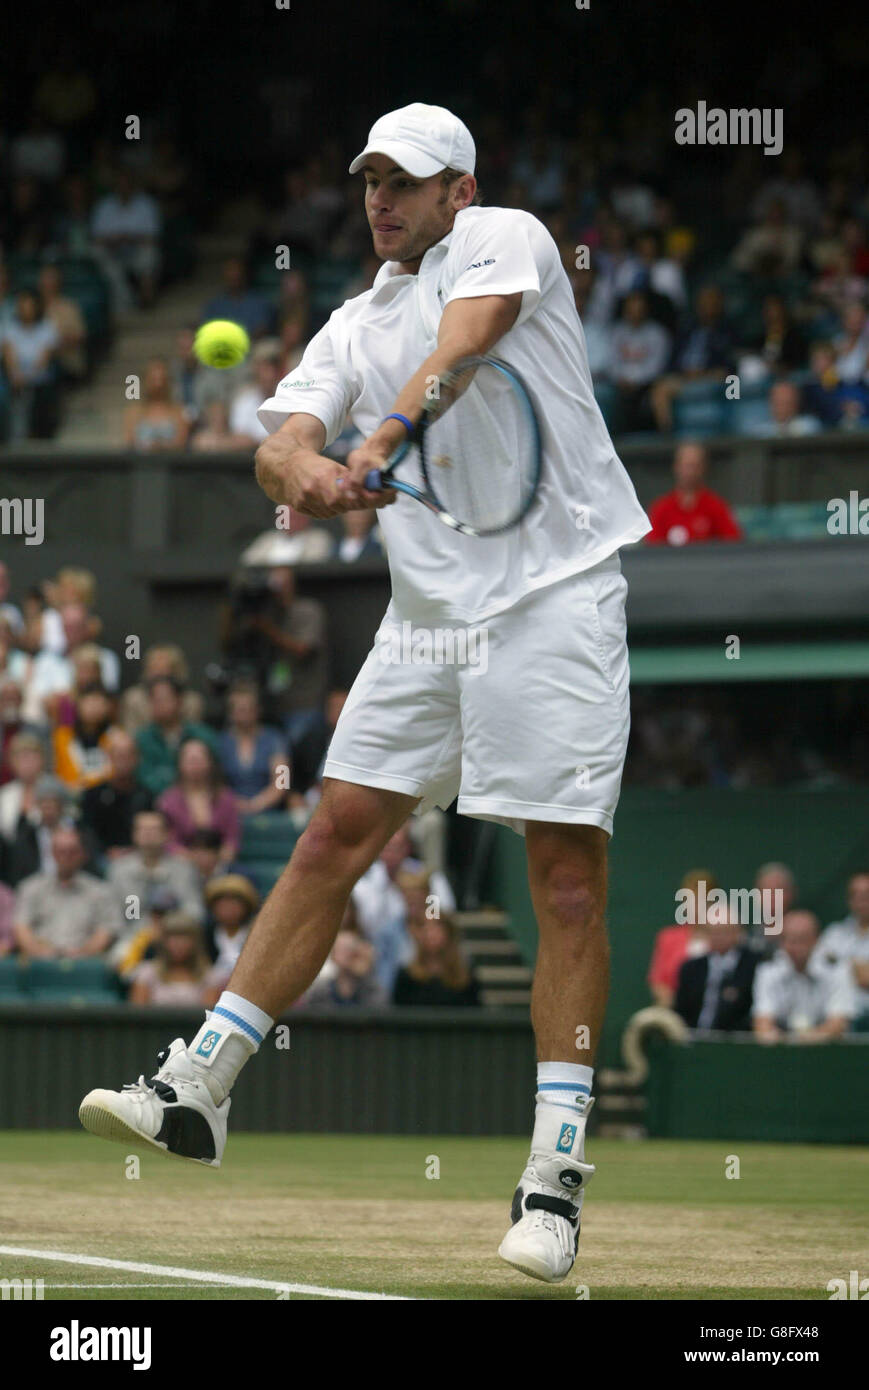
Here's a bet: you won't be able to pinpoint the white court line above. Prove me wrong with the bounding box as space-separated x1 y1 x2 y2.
0 1247 412 1301
44 1284 258 1290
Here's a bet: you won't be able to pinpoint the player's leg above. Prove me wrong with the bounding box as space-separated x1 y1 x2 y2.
78 777 416 1164
454 553 629 1281
229 777 416 1017
498 822 608 1282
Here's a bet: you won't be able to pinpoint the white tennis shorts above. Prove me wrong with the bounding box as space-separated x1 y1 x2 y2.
323 551 631 837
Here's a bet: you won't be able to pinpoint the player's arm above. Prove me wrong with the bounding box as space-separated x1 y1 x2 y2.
345 294 522 486
254 412 373 517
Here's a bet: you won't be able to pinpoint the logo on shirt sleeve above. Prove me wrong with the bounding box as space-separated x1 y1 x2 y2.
464 257 496 271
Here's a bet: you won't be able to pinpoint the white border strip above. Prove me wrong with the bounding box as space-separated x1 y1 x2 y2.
0 1246 411 1301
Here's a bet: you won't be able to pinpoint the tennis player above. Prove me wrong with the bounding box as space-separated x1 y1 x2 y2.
80 103 650 1285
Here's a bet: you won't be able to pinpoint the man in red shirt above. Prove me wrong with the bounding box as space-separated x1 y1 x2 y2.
645 442 743 546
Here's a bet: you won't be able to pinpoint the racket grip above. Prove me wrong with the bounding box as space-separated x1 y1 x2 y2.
364 468 383 490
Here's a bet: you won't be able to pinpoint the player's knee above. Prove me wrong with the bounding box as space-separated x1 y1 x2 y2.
292 796 377 882
538 865 604 936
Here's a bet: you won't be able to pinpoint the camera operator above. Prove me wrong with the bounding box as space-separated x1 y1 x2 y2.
221 565 327 792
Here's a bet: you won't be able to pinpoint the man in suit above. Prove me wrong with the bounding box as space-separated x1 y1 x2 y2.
674 905 757 1031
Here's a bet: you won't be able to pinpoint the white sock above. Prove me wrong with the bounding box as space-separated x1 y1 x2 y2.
186 992 275 1103
536 1062 594 1115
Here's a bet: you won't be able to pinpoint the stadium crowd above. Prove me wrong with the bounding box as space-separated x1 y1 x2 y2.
3 64 869 448
0 559 476 1010
647 865 869 1039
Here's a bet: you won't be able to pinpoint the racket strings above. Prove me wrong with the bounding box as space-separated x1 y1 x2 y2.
422 361 537 532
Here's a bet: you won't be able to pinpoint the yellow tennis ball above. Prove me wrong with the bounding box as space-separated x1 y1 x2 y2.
194 319 251 369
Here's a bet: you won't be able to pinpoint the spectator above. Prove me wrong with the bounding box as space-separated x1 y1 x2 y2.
90 167 161 308
570 267 613 379
52 686 119 790
11 604 120 724
647 867 715 1007
129 911 213 1007
392 890 480 1007
79 728 153 855
217 680 288 816
610 289 671 431
629 228 686 324
0 678 31 784
228 339 284 446
650 285 733 432
334 510 382 563
0 880 16 956
753 380 822 438
745 861 798 956
108 808 204 925
833 302 869 384
0 732 46 844
124 358 189 452
352 825 417 993
14 824 120 958
304 931 386 1008
645 442 743 546
815 872 869 1031
1 287 61 441
112 883 178 977
745 295 807 376
51 174 94 259
200 256 275 341
751 149 821 234
202 873 260 1002
135 676 219 798
803 341 869 428
0 562 24 636
673 906 757 1031
119 645 204 737
5 176 52 256
186 827 224 896
191 400 253 452
247 565 328 790
2 774 74 886
157 737 240 866
753 910 855 1041
731 198 803 276
38 264 87 380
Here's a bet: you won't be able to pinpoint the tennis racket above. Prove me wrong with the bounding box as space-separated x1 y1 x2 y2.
364 355 542 537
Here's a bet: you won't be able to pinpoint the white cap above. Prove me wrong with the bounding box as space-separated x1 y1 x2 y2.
348 103 476 179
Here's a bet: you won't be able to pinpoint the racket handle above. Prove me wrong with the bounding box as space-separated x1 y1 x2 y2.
364 468 383 490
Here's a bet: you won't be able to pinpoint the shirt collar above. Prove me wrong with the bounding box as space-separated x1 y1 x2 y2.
369 227 455 303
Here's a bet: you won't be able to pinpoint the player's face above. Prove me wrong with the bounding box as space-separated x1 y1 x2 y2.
362 155 458 271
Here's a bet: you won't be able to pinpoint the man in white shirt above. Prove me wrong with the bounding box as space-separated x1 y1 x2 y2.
815 873 869 1028
79 104 651 1286
753 911 856 1041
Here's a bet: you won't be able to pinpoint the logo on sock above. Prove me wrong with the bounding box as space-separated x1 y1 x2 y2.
559 1169 583 1190
195 1030 222 1059
556 1122 577 1153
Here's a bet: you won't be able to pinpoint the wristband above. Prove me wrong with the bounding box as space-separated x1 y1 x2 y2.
382 412 414 436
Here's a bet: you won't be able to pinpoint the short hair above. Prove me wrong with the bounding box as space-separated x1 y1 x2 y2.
147 674 183 697
187 827 222 851
440 166 482 207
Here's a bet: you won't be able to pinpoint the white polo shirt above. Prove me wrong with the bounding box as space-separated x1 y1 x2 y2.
259 205 650 624
752 951 856 1032
814 917 869 1016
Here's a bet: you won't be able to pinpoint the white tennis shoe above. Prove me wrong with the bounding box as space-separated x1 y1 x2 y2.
79 1038 229 1167
498 1099 596 1283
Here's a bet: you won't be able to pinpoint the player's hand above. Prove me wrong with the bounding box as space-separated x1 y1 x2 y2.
344 439 399 509
265 448 368 518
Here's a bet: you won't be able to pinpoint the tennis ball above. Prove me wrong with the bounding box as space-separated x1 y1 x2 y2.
194 319 251 369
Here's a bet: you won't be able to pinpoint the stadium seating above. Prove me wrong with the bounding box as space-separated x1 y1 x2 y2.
0 958 123 1006
672 379 728 437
